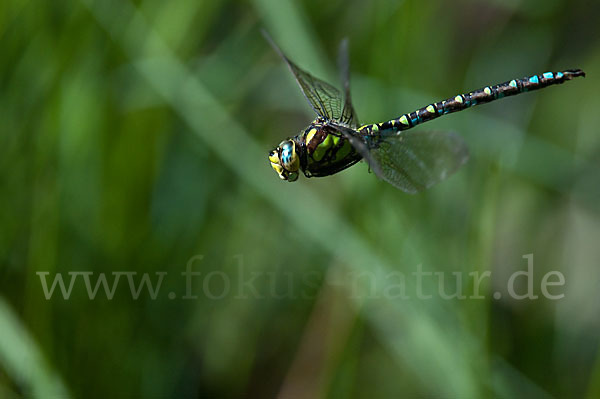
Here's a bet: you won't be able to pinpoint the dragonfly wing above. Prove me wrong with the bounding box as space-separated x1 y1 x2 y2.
262 30 344 121
369 130 469 193
334 125 385 177
337 38 359 127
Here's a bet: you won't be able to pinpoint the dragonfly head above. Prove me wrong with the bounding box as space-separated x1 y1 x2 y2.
269 140 300 182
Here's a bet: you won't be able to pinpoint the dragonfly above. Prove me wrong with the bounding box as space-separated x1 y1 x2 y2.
265 32 585 193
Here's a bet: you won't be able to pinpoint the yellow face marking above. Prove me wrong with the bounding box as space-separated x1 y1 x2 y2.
269 153 279 164
484 87 491 95
455 95 463 104
399 115 409 125
270 162 283 175
426 105 435 114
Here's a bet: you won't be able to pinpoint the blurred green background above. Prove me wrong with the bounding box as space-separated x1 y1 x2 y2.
1 0 599 397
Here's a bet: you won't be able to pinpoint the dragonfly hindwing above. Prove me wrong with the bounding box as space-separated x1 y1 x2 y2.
368 130 469 193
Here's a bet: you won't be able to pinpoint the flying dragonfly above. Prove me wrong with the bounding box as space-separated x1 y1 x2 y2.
264 31 585 193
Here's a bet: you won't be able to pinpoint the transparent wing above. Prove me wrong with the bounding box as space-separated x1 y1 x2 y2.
262 30 344 121
367 130 470 193
337 38 359 127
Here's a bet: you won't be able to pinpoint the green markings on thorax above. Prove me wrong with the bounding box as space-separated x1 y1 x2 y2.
312 133 332 161
304 124 354 164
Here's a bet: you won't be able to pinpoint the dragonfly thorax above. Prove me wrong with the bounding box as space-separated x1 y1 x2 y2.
301 122 361 178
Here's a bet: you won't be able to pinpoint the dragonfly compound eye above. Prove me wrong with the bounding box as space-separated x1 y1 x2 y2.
279 140 299 172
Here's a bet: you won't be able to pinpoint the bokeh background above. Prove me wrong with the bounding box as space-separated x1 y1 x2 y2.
1 0 600 397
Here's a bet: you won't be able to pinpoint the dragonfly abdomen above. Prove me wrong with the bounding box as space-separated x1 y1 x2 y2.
360 69 585 134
